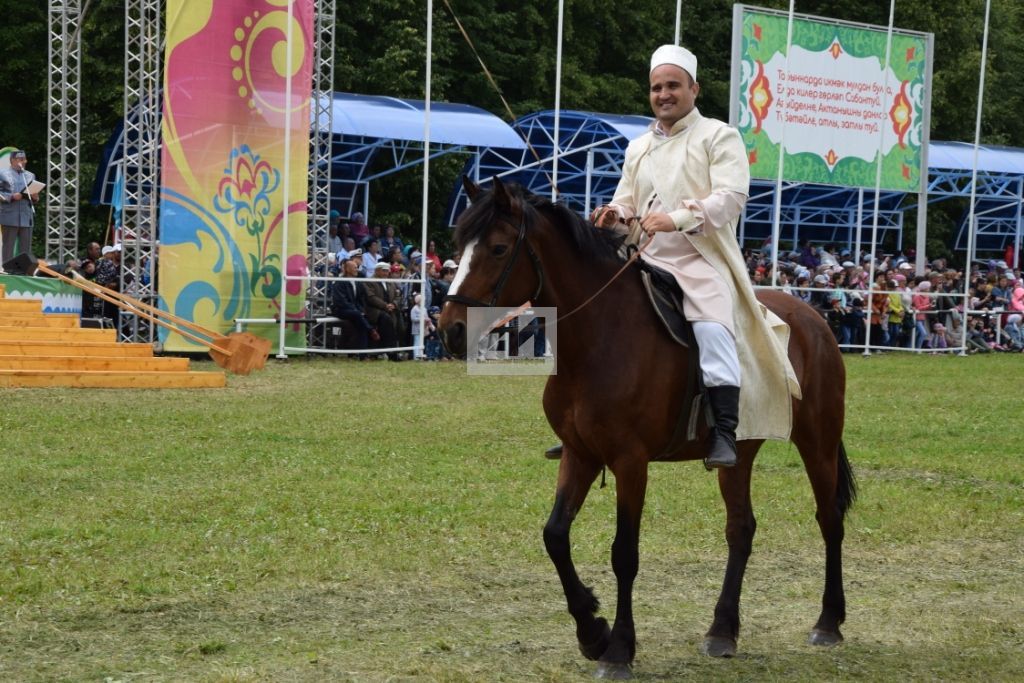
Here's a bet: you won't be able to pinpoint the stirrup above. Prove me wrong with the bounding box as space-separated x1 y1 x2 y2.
544 444 563 460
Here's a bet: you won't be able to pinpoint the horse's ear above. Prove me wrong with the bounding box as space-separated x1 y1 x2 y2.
491 175 512 212
462 176 480 201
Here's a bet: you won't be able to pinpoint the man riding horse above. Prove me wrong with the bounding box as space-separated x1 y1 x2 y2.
547 44 801 469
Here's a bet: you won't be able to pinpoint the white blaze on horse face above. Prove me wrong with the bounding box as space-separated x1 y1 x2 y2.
447 238 478 298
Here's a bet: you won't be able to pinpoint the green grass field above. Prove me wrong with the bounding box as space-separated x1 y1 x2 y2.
1 354 1021 682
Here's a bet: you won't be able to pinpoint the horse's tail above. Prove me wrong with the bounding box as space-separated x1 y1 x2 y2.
836 440 857 517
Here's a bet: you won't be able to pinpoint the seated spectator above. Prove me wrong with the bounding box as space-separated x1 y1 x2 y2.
927 322 949 351
810 273 832 311
1010 277 1024 313
328 221 343 254
362 237 381 273
1003 313 1024 351
792 274 812 303
426 239 443 272
380 224 403 258
330 257 378 353
966 317 990 352
349 212 370 244
348 248 366 277
798 240 820 270
990 275 1012 310
363 261 403 361
336 236 356 263
78 242 102 317
94 245 122 324
425 305 445 360
819 244 838 267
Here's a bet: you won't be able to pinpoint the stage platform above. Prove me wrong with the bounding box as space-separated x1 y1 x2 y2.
0 281 225 389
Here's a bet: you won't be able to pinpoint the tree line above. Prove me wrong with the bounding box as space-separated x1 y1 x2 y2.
1 0 1020 258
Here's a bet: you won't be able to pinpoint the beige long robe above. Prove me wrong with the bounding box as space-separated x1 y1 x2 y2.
610 108 801 441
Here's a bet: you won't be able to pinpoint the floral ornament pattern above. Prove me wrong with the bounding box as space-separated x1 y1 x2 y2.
159 0 315 352
213 145 284 303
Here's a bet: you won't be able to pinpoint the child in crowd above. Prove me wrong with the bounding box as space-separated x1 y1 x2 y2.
409 294 433 360
425 306 445 360
927 323 949 352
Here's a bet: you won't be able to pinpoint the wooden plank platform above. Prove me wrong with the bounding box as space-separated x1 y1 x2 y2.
0 355 191 372
0 370 226 389
0 314 81 328
0 289 226 389
0 326 117 342
0 299 45 313
0 340 155 357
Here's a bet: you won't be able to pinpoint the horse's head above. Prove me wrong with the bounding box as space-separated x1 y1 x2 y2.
439 177 546 357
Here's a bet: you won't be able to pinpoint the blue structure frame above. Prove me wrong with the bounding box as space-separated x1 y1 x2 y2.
92 96 1023 261
444 110 652 225
925 142 1024 259
93 92 527 223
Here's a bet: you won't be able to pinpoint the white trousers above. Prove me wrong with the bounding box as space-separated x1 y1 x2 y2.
692 321 741 387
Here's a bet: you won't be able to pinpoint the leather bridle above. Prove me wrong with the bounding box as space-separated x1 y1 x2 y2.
442 214 544 309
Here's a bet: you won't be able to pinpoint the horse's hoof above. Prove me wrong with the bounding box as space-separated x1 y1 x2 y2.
808 628 843 647
595 661 633 680
578 617 611 661
700 635 737 658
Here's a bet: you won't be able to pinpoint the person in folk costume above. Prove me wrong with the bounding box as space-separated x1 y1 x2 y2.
547 44 800 468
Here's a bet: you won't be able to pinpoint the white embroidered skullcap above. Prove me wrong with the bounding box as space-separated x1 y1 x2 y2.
650 44 698 81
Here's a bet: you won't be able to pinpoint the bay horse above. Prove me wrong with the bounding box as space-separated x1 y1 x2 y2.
439 178 855 679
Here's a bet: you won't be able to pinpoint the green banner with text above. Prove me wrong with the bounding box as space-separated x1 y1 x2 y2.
732 5 931 192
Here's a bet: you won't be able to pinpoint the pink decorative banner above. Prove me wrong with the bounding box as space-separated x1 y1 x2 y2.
159 0 313 352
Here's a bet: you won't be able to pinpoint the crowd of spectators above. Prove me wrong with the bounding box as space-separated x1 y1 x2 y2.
326 211 455 361
61 208 1024 359
745 242 1024 353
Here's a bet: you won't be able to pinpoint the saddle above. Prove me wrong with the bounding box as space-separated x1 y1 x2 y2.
624 245 713 457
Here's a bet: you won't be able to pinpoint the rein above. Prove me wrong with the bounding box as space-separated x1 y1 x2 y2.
557 220 653 323
444 213 655 323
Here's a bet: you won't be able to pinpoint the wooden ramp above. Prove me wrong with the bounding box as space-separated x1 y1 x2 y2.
0 285 226 389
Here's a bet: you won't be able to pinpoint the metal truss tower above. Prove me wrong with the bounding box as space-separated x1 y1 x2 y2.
120 0 162 343
49 0 336 350
306 0 336 350
46 0 82 264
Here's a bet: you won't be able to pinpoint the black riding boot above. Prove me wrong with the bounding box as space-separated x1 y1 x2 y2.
544 444 563 460
705 385 740 469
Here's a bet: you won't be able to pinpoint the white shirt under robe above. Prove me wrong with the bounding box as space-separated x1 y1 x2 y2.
608 108 749 335
605 107 802 440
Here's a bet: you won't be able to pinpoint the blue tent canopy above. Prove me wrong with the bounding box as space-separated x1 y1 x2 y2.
328 92 525 148
93 92 526 220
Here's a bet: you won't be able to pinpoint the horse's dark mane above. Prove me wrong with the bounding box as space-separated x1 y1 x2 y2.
453 183 624 265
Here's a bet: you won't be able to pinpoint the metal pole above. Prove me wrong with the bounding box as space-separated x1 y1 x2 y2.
418 0 434 358
962 0 992 353
863 0 896 358
277 0 296 359
855 187 864 263
552 0 565 201
769 0 795 286
584 148 593 216
674 0 682 45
